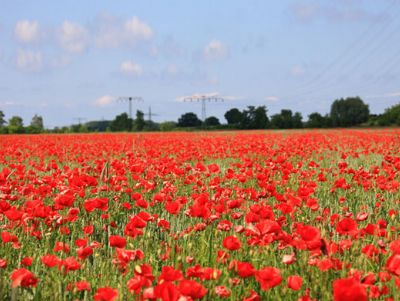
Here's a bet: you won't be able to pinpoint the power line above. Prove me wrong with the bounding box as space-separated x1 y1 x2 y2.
144 106 158 122
117 96 143 119
282 0 399 99
74 117 86 125
183 95 224 120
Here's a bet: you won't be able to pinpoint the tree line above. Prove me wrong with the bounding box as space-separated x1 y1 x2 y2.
1 96 399 134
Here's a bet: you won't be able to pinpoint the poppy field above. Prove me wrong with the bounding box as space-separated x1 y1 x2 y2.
0 130 399 301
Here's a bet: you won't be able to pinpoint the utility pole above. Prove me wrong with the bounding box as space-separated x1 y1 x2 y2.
183 95 224 120
74 117 86 125
117 97 143 119
144 106 158 122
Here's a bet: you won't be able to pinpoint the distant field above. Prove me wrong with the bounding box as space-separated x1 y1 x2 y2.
0 130 399 301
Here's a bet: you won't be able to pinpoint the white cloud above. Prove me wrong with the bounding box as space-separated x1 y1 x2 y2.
16 49 43 71
120 60 143 76
266 96 280 102
95 14 154 49
203 39 228 61
95 95 114 107
290 65 305 76
124 17 153 40
58 21 89 53
14 20 40 43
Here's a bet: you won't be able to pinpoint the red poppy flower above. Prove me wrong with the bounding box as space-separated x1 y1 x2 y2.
215 285 231 298
255 267 282 291
336 218 358 236
94 287 118 301
287 275 302 290
333 276 367 301
109 235 126 248
10 268 38 288
41 254 58 268
178 279 207 299
386 254 400 276
222 236 241 251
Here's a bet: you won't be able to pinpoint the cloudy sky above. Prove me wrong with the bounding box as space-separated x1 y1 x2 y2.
1 0 400 128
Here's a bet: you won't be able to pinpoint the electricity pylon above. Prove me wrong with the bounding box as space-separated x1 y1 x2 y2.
144 106 158 122
117 97 143 119
183 95 224 120
74 117 86 125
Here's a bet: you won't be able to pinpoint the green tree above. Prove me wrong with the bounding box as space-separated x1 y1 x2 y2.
110 113 133 131
8 116 25 133
0 110 6 127
224 108 243 126
307 112 325 128
177 112 202 127
133 110 145 131
204 116 220 127
241 106 269 129
160 121 177 131
271 109 293 129
292 112 303 128
377 103 400 126
330 97 369 127
28 114 44 133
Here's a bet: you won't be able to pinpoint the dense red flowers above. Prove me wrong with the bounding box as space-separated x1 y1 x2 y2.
0 130 399 300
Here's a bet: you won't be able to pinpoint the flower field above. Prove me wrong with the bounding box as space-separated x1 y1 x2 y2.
0 130 399 301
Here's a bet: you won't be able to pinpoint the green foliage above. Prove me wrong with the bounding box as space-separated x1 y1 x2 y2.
143 120 160 131
133 110 146 131
177 112 202 127
0 110 6 127
204 116 220 127
160 121 177 131
110 113 133 132
330 97 369 127
224 108 243 125
29 114 44 133
85 120 112 132
240 106 269 129
307 112 331 128
376 103 400 126
8 116 25 133
270 109 303 129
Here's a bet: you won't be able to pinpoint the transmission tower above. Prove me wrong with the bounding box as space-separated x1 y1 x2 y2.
183 95 224 120
74 117 86 125
117 96 143 119
144 106 158 122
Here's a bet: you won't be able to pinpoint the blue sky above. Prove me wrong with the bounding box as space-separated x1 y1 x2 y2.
1 0 399 128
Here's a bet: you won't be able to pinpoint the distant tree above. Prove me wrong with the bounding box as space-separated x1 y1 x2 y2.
241 106 269 129
85 120 112 132
292 112 303 128
204 116 220 127
160 121 177 131
307 112 326 128
133 110 145 131
110 113 132 131
330 97 369 127
28 114 44 133
143 120 160 131
8 116 24 133
0 110 6 127
271 109 293 129
224 108 243 125
177 112 202 127
377 103 400 126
